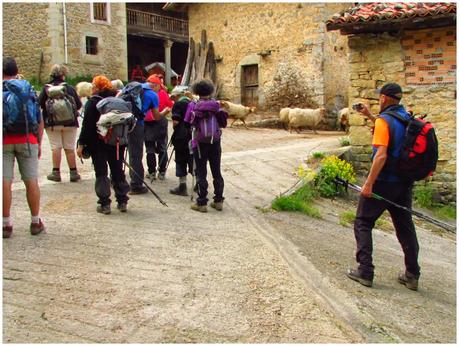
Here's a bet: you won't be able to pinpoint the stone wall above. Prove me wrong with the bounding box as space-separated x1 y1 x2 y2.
187 3 349 123
3 3 49 80
347 28 456 203
3 3 128 82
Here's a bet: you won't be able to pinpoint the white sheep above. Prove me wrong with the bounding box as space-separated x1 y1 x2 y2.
219 100 255 129
76 81 93 98
279 107 292 129
288 107 326 134
338 107 350 133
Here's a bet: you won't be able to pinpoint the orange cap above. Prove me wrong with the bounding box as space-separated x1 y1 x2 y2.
146 75 162 85
92 75 113 91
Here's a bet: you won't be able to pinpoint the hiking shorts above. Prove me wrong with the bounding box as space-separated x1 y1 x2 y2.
3 143 39 181
46 126 78 150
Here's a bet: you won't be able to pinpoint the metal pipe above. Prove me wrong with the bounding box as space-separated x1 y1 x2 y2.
63 1 68 64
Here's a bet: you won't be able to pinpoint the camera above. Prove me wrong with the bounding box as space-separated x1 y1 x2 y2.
352 103 363 111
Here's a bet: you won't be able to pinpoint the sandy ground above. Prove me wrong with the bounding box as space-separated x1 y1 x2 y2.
3 122 456 343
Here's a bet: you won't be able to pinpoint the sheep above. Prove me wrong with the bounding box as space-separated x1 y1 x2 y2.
279 107 292 129
287 107 326 134
219 100 255 129
76 81 93 98
338 107 350 133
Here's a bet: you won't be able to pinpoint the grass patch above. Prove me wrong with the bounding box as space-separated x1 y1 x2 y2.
271 184 321 218
434 205 456 220
312 151 325 159
339 136 350 146
339 210 355 226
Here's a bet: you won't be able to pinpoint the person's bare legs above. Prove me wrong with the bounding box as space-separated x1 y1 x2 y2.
3 179 13 218
24 178 40 216
64 149 77 169
51 148 62 170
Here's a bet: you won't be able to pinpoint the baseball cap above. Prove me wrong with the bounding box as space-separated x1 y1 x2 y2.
146 75 162 85
377 83 403 100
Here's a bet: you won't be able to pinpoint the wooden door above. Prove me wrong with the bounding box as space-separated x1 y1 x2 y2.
241 64 258 107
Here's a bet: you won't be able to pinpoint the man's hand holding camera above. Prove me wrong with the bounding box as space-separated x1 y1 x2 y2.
352 102 376 123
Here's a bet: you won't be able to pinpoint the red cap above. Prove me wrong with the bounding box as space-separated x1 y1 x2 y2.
146 75 162 85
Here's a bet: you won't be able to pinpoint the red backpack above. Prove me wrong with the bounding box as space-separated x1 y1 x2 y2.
385 111 438 181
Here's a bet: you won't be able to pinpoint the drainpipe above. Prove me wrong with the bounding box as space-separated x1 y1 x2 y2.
63 1 68 64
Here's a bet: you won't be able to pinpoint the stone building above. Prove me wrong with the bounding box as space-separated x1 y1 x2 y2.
166 3 350 126
2 2 188 84
326 3 456 202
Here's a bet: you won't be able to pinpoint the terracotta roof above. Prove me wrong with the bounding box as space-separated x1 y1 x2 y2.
327 2 456 31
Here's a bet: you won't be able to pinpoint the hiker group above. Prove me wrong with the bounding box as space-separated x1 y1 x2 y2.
3 57 228 238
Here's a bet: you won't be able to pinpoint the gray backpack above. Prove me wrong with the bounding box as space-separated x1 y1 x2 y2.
44 82 77 126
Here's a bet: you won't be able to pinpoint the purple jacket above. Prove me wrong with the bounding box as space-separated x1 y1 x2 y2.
184 99 228 128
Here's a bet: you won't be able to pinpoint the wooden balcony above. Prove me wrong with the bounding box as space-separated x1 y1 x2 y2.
127 8 189 42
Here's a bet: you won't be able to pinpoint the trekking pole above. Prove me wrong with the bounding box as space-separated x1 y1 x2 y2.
165 147 175 171
158 136 173 171
123 159 168 207
333 176 455 233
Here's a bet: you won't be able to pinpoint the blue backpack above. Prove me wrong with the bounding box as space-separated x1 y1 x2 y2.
3 79 40 136
120 82 144 120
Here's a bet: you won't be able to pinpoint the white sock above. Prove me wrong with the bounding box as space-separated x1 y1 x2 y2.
31 215 40 224
3 217 12 227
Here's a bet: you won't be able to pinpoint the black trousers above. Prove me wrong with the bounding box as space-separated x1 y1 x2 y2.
354 180 420 280
128 124 145 189
91 144 129 206
174 139 192 177
193 141 224 206
145 121 168 175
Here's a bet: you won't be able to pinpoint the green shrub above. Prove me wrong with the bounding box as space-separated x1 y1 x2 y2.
65 74 93 87
339 137 350 146
312 152 325 159
271 184 321 218
413 184 435 209
29 76 44 92
314 155 356 198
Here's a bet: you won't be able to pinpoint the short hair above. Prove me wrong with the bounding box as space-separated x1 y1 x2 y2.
3 57 18 77
191 79 214 97
50 64 68 79
111 79 124 91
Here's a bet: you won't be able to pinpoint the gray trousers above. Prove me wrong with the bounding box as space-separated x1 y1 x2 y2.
127 123 145 189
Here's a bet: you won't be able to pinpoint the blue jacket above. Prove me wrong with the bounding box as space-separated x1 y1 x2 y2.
373 104 411 182
140 83 159 126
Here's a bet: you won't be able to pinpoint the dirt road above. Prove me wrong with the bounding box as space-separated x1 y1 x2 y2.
3 126 455 342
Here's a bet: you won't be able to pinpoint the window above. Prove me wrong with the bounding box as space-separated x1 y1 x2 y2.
86 36 98 55
91 2 110 24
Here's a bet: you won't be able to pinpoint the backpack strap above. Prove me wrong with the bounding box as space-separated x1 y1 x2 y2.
383 110 410 125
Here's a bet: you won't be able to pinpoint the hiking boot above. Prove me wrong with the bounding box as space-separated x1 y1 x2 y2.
97 205 111 215
70 170 81 182
158 172 166 180
398 272 419 291
191 203 207 213
30 219 45 236
47 170 61 182
3 225 13 239
147 172 157 181
129 186 149 195
170 183 188 196
210 201 223 211
346 268 373 287
117 203 128 212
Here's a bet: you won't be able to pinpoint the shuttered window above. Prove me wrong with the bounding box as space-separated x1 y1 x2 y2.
93 3 107 21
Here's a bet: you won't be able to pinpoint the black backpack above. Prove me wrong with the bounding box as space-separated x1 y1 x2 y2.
385 111 438 181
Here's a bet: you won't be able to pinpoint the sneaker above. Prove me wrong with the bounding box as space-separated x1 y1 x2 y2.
158 172 166 180
129 186 149 195
170 183 188 196
70 170 81 182
346 268 373 287
30 219 45 236
398 272 419 291
97 205 111 215
47 171 61 182
191 203 207 213
210 201 223 211
117 203 128 212
3 225 13 239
